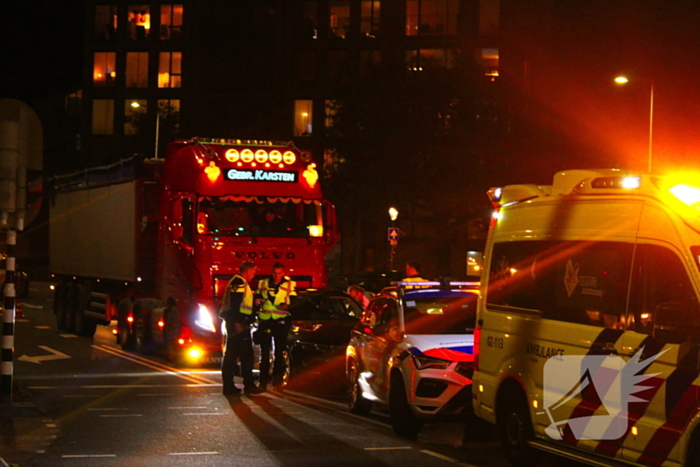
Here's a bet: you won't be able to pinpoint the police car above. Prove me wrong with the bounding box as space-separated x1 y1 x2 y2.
346 280 478 439
473 169 700 467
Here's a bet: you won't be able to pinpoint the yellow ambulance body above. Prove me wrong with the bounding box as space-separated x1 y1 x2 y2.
473 169 700 466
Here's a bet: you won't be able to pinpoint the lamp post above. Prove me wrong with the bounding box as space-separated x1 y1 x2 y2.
614 76 654 174
130 101 160 159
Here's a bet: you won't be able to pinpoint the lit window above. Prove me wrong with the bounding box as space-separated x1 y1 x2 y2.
160 4 183 40
297 2 318 39
481 48 499 81
329 0 350 39
159 52 182 88
406 49 458 71
406 0 460 36
65 90 82 117
294 100 313 137
128 5 151 40
325 100 338 129
126 52 148 88
158 99 181 136
361 1 380 38
125 99 147 135
92 99 114 135
94 5 118 41
359 50 381 75
93 52 116 87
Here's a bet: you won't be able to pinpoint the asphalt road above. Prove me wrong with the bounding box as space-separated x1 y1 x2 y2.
1 282 583 467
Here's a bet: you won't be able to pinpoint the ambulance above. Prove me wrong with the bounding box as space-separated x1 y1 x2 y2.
472 169 700 467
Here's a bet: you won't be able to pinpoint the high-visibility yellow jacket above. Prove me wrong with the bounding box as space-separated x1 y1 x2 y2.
219 274 254 322
257 277 296 320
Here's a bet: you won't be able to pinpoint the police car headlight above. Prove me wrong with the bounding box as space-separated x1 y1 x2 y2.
412 355 450 370
194 304 216 333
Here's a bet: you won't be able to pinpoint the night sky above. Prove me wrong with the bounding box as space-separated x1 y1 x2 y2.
1 1 699 177
0 1 84 104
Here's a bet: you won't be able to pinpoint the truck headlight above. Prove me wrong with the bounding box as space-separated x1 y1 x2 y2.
194 304 216 333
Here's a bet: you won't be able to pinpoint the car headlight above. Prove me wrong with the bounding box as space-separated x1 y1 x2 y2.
194 304 216 333
412 354 450 370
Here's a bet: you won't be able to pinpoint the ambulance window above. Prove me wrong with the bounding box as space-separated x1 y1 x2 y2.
487 241 632 328
629 245 700 344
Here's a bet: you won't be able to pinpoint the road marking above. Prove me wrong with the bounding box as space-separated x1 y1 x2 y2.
99 414 143 418
138 393 174 397
168 406 208 409
34 325 51 329
93 345 216 385
420 449 478 466
168 452 219 456
59 334 78 338
31 384 219 390
18 345 71 364
62 394 100 398
62 454 117 458
364 446 412 451
87 408 129 411
23 303 44 309
182 413 223 416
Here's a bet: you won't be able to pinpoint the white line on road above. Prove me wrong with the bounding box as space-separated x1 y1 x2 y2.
34 325 51 329
31 384 219 389
99 414 143 418
62 395 100 398
364 446 413 451
87 408 129 411
182 413 224 416
62 454 117 458
23 303 44 309
168 452 219 456
420 449 478 466
168 406 207 409
138 393 174 397
59 334 78 338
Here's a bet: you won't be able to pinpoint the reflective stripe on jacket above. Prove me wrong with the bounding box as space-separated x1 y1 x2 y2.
220 274 254 320
258 277 296 320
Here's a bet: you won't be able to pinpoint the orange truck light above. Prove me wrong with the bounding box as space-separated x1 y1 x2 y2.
188 347 203 359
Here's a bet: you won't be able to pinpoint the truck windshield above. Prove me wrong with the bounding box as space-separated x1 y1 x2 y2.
198 198 322 238
403 293 477 335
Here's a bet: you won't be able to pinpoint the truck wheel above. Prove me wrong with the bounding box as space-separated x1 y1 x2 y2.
54 284 68 330
347 358 373 415
390 373 423 440
497 386 542 467
73 284 96 337
63 283 77 333
164 307 181 363
118 300 135 351
133 307 150 354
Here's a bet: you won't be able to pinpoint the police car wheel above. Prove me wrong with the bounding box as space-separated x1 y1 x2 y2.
497 390 541 467
390 373 423 440
347 359 372 415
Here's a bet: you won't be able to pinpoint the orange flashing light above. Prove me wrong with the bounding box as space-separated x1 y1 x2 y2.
205 161 221 182
225 149 240 162
188 347 203 359
283 151 296 165
127 316 134 323
158 320 165 328
269 150 282 164
241 149 254 163
255 149 268 163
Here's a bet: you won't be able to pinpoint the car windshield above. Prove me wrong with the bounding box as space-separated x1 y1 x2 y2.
402 293 477 335
289 294 362 321
197 197 323 238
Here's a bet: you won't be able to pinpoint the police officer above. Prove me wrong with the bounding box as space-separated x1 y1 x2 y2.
257 262 296 390
220 261 263 396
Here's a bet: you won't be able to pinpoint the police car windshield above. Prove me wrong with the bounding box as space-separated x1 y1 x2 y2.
198 198 322 238
402 293 477 335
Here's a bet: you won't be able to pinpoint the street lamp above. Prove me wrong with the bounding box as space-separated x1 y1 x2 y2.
614 75 654 173
130 101 161 159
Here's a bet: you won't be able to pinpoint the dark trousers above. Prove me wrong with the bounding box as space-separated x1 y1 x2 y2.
221 322 255 390
258 319 289 386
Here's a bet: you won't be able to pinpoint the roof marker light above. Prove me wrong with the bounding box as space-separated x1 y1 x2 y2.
621 177 641 189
